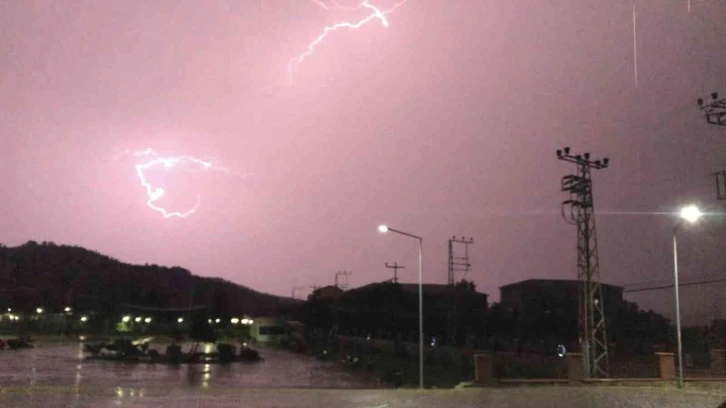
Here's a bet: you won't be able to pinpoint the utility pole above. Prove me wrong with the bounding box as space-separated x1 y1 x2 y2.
447 236 473 286
557 146 610 379
446 236 473 347
715 171 726 201
697 92 726 200
334 271 352 289
385 262 405 283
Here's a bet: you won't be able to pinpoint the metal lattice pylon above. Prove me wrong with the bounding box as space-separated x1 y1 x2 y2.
697 92 726 200
558 147 610 379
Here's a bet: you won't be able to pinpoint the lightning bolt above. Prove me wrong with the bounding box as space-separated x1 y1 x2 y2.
119 149 250 219
287 0 408 80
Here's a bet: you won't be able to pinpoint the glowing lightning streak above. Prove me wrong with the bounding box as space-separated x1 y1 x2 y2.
288 0 407 80
124 148 250 219
134 150 211 219
632 4 638 88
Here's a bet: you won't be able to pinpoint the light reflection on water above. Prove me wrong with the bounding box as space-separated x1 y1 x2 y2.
0 343 379 406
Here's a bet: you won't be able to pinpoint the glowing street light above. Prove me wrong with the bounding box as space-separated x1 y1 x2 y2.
64 307 72 313
241 318 249 325
215 318 220 324
679 205 702 224
122 316 131 323
144 317 152 323
378 224 424 389
177 317 184 323
248 319 254 325
36 308 43 314
80 316 88 322
673 205 703 388
135 317 142 323
231 318 239 324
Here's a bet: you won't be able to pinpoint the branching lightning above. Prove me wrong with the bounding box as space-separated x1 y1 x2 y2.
287 0 407 80
632 4 638 88
120 148 250 219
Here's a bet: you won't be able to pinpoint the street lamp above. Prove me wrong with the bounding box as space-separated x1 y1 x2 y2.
36 308 43 314
177 317 184 323
231 318 239 324
378 224 424 389
673 204 703 388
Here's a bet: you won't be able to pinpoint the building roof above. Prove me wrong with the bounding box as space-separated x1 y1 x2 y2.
350 282 488 297
499 278 623 291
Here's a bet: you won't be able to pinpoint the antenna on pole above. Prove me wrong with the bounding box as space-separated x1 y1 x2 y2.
448 236 473 285
334 271 351 289
385 262 405 283
697 92 726 200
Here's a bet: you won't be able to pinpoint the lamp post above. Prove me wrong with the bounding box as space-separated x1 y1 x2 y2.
378 224 424 389
673 205 702 388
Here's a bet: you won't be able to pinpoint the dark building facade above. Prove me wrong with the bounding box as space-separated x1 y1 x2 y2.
500 278 624 315
496 279 625 353
304 281 488 347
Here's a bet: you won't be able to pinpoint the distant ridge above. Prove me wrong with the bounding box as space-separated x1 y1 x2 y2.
0 241 297 316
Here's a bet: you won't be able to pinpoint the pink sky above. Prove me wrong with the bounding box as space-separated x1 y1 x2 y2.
1 1 726 319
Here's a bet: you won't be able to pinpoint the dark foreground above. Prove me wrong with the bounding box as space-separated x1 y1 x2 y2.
0 385 725 407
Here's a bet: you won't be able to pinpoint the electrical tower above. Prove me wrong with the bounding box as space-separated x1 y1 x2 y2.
698 92 726 126
557 146 610 379
697 92 726 200
334 271 351 289
385 262 405 283
447 237 473 285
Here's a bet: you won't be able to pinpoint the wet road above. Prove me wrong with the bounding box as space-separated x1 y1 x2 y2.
0 342 379 389
1 384 725 407
1 343 725 407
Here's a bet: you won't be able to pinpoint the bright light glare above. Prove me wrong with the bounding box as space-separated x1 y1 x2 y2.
248 319 254 325
231 318 239 324
80 316 88 322
144 317 152 323
241 318 249 324
680 205 702 223
64 307 71 312
135 317 142 322
177 317 184 323
122 316 131 323
36 308 43 314
378 225 389 233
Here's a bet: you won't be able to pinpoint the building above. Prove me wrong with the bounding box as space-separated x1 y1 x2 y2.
307 285 345 303
500 278 624 314
310 281 488 347
249 316 287 344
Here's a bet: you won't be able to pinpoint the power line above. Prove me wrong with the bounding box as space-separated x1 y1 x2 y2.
624 277 726 294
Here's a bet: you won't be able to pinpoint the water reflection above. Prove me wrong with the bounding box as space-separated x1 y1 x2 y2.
0 342 378 406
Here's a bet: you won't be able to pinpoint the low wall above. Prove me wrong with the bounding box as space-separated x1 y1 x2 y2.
474 351 684 386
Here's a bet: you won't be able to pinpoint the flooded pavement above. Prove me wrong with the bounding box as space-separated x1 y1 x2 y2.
0 342 379 390
1 343 725 407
